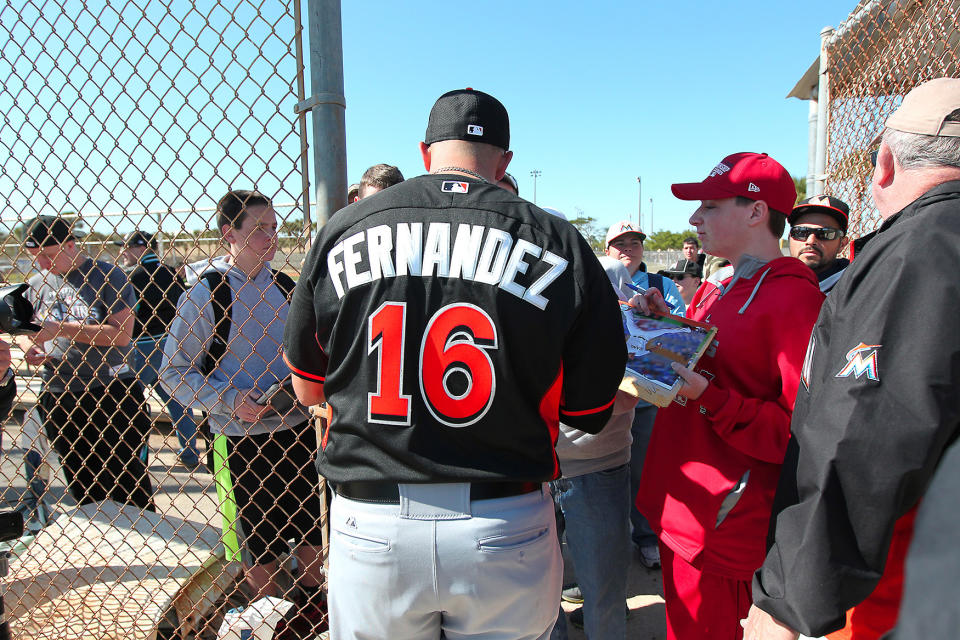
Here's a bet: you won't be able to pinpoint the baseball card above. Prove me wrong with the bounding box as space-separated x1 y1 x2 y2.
618 302 718 407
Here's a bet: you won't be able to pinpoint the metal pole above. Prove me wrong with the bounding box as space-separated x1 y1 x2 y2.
649 198 654 233
806 93 818 199
156 210 164 256
294 0 313 244
530 169 541 204
814 26 834 196
636 176 641 228
303 0 347 230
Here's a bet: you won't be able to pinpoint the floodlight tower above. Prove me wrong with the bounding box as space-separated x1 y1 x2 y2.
530 169 542 204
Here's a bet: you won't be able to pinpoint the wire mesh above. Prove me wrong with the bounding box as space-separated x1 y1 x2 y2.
0 1 327 638
822 0 960 239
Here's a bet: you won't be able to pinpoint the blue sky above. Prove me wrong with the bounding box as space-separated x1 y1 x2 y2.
340 1 855 235
1 1 857 238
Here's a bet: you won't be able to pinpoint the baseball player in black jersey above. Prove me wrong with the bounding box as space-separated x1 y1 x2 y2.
284 88 626 639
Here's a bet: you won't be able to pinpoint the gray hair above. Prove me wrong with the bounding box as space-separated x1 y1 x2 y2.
883 109 960 170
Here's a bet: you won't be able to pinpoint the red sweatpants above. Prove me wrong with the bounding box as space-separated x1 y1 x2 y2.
827 507 917 640
661 543 752 640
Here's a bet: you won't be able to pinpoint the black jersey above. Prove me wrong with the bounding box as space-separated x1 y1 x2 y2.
284 174 626 484
128 252 186 339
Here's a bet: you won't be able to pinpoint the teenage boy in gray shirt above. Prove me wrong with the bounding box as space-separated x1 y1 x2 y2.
160 190 324 622
19 216 154 511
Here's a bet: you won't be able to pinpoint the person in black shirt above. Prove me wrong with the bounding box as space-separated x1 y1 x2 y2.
115 231 199 468
283 88 626 639
20 216 154 510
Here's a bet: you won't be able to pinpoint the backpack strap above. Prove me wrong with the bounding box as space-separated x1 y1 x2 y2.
271 269 296 300
647 272 665 296
200 271 233 376
200 268 294 375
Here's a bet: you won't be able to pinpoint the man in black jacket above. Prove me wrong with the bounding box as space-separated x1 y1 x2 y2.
115 231 199 468
743 78 960 639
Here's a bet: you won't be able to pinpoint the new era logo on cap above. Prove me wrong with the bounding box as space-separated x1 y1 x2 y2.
441 181 470 193
467 124 484 136
748 182 760 192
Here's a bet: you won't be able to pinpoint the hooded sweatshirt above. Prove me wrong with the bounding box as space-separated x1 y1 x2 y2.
637 255 823 579
160 257 310 436
554 257 634 477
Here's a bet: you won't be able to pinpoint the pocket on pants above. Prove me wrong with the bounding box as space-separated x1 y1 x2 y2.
333 527 391 553
477 525 550 553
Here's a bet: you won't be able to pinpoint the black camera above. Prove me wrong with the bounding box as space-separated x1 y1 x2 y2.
0 283 41 335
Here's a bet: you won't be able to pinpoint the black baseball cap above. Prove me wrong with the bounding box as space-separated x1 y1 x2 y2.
789 195 850 233
662 259 703 279
425 88 510 151
23 216 75 249
112 231 157 249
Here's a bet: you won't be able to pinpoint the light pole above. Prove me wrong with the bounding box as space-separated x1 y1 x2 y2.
530 169 542 204
649 198 654 234
636 176 642 228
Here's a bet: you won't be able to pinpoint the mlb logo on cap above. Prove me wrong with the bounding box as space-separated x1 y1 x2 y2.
467 124 484 136
441 181 470 193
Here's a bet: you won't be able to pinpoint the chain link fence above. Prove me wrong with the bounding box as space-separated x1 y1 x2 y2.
0 1 330 637
821 0 960 239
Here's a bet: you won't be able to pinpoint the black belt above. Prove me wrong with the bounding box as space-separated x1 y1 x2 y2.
334 481 540 504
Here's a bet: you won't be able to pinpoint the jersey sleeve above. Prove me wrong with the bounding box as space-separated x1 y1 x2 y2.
283 240 329 382
753 233 960 636
558 243 628 434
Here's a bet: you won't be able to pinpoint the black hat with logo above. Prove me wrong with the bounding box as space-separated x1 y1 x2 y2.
425 88 510 151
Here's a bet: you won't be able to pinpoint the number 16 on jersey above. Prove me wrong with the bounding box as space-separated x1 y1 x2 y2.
367 301 499 428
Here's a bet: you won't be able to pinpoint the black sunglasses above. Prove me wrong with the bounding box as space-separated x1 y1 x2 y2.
790 227 843 241
870 149 878 167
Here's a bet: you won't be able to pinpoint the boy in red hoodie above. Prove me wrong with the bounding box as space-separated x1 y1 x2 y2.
634 153 824 640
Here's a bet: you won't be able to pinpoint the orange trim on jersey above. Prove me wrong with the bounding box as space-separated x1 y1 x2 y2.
560 395 616 417
539 365 563 480
283 351 326 382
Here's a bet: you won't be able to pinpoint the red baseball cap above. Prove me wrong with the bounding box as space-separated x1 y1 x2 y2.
671 152 797 215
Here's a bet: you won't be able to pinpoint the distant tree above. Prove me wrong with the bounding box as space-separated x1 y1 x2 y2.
793 175 807 203
645 229 694 251
280 218 306 237
568 212 604 253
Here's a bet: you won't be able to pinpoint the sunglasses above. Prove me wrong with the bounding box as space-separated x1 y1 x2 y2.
790 227 843 241
870 150 878 167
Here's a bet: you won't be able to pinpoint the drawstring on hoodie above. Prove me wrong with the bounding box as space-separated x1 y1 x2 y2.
738 267 772 315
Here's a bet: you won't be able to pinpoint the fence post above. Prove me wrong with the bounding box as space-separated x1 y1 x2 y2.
305 0 348 230
814 25 834 197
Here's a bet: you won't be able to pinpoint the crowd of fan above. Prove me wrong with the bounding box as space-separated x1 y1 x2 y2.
4 76 960 640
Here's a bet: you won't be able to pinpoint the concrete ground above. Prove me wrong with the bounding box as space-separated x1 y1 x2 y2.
558 544 667 640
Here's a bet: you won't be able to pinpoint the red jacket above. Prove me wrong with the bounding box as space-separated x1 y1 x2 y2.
637 256 823 579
